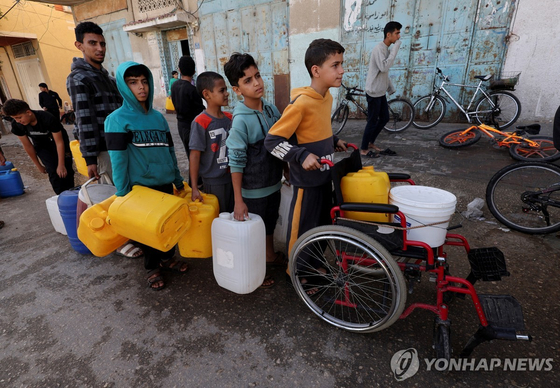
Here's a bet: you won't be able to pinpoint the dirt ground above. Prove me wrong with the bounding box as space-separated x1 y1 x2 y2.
0 116 558 387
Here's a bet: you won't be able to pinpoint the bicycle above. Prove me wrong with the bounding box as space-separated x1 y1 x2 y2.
438 123 560 162
331 83 413 135
413 67 521 130
486 161 560 234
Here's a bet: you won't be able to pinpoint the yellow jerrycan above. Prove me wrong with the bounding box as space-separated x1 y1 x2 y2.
340 166 390 222
107 186 191 251
78 195 128 257
70 140 89 178
177 201 216 258
175 181 220 217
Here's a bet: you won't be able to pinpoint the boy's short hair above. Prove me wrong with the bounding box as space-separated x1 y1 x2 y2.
75 21 103 43
196 71 224 99
384 21 402 38
304 39 345 77
223 53 258 87
124 64 150 80
171 71 178 76
38 83 48 89
178 56 196 77
2 99 30 116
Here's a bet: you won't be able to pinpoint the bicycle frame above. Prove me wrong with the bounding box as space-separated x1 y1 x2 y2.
341 84 368 115
429 76 495 123
460 124 539 148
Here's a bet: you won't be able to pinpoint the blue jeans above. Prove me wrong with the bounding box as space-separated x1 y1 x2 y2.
360 94 389 151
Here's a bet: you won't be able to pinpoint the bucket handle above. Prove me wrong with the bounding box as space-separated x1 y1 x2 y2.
81 172 113 206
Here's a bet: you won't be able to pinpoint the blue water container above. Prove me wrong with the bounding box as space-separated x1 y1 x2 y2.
58 188 91 254
0 169 25 197
0 161 15 171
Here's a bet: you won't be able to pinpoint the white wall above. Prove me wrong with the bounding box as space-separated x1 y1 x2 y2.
503 0 560 121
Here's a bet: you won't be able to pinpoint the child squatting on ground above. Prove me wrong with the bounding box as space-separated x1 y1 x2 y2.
189 72 235 214
3 99 75 195
224 52 289 289
265 38 348 295
104 62 188 291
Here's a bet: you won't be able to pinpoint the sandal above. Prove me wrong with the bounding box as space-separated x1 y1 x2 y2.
266 251 288 267
116 242 143 258
259 275 275 289
360 150 380 159
147 269 165 291
160 259 188 273
379 148 397 156
300 278 319 296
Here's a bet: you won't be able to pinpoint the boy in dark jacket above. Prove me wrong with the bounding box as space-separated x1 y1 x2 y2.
38 83 62 120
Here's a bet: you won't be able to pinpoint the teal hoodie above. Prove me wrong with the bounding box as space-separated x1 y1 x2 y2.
226 99 282 199
105 61 183 196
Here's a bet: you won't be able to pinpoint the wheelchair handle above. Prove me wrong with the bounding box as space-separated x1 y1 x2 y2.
318 158 334 167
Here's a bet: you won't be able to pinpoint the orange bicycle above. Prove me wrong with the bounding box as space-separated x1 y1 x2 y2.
439 123 560 162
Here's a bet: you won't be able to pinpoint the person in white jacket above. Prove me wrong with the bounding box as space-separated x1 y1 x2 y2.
360 21 402 158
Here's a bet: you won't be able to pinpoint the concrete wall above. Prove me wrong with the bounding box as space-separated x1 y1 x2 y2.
503 0 560 122
288 0 341 102
0 1 76 105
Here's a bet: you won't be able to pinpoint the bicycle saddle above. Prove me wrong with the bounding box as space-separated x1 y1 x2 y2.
474 75 493 81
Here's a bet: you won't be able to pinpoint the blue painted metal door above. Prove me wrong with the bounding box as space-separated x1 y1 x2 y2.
198 0 290 111
341 0 517 120
100 19 134 78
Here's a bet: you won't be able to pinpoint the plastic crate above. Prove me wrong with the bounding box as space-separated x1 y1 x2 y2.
489 71 521 91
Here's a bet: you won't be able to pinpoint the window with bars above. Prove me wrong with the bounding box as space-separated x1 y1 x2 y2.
12 42 36 59
138 0 176 13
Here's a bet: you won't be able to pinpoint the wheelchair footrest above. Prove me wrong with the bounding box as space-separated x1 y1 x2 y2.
479 294 525 331
468 247 509 281
460 294 529 357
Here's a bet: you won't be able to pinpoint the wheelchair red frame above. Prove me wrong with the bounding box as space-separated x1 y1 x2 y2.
288 144 530 359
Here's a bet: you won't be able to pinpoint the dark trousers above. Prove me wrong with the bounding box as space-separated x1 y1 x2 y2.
360 94 389 151
139 183 176 270
286 182 333 254
36 148 75 195
177 120 192 159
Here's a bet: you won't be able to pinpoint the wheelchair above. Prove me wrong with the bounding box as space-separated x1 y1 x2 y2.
288 145 531 358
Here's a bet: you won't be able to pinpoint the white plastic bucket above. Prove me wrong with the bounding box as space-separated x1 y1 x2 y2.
76 175 116 226
389 185 457 247
46 195 67 235
211 212 266 294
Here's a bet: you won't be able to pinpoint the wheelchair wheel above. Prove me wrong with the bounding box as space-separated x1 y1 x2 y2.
433 320 452 361
289 225 407 333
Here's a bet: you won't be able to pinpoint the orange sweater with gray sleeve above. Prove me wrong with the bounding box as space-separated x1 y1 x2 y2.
264 86 338 187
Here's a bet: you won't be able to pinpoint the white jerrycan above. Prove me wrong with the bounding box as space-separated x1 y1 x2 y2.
211 212 266 294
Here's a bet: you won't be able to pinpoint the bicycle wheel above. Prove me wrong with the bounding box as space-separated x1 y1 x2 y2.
384 99 414 132
509 136 560 162
289 225 407 333
486 162 560 234
331 104 349 135
475 91 521 129
413 95 446 129
439 129 481 148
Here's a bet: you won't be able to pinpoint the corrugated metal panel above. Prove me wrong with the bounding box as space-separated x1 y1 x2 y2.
341 0 516 120
198 0 290 111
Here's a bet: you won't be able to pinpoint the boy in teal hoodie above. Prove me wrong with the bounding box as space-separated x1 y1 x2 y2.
224 53 287 281
105 61 188 291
